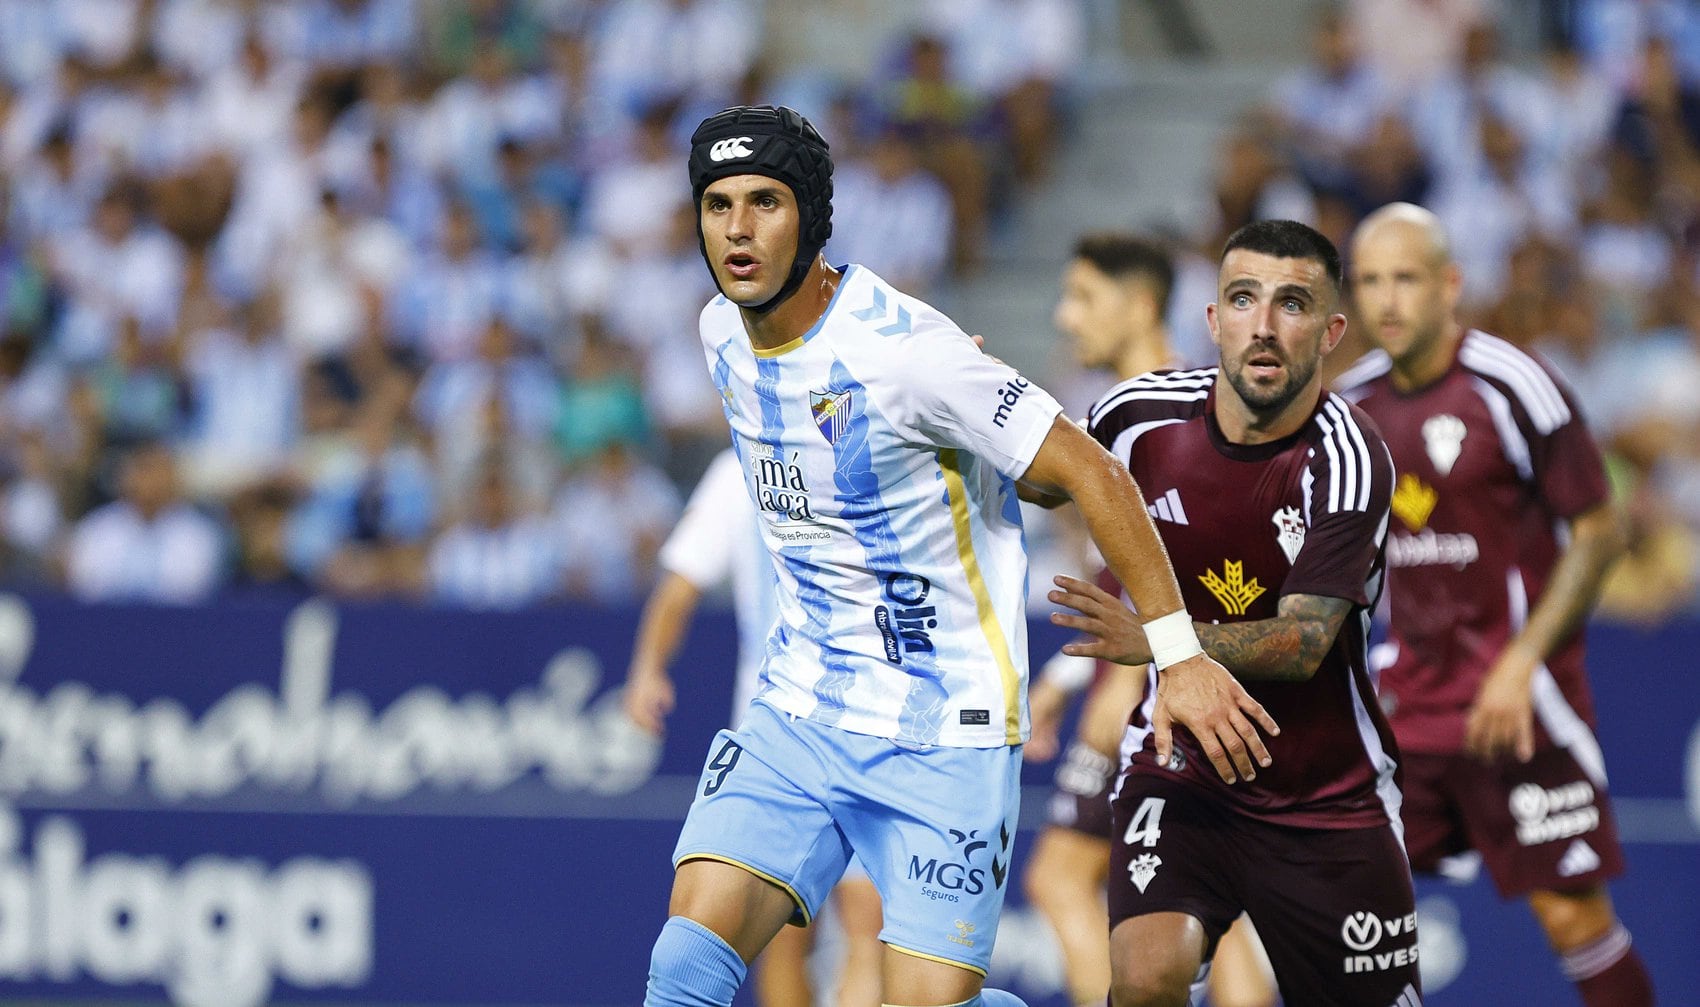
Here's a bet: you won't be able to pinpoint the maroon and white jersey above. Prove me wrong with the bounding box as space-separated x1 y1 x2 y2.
1338 330 1612 763
1087 368 1400 830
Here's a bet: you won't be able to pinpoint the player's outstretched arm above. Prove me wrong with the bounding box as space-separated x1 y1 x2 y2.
1049 574 1351 682
1020 415 1279 783
622 571 705 735
1465 501 1627 763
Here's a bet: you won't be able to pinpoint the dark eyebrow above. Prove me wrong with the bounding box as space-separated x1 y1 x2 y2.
704 185 787 202
1272 283 1315 302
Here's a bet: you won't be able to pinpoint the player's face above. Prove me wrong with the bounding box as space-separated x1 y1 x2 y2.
700 174 801 306
1350 221 1457 364
1054 259 1134 368
1208 249 1346 415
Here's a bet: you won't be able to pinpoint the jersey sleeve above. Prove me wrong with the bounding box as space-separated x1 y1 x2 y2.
1282 398 1395 605
886 313 1064 479
1525 374 1611 520
657 449 743 590
1465 336 1611 519
1085 368 1214 455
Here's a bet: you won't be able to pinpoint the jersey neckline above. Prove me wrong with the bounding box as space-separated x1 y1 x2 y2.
748 264 860 358
1204 385 1328 462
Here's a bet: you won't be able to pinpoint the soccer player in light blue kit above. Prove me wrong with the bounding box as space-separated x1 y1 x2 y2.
645 105 1281 1007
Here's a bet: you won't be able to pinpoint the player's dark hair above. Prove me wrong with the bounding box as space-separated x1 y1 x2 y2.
1221 219 1343 294
1073 233 1175 315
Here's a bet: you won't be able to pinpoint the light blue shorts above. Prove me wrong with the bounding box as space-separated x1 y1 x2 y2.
673 699 1022 975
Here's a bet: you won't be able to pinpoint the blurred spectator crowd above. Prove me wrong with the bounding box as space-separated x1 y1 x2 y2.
0 0 1083 609
1152 0 1700 620
5 0 1689 621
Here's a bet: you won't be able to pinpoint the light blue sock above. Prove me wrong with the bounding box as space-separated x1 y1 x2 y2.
645 916 747 1007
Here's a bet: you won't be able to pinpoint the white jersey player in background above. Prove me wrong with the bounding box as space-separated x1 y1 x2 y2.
643 104 1277 1007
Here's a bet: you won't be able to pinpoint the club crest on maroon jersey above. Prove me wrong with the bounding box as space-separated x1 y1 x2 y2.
1422 413 1466 475
1272 505 1305 564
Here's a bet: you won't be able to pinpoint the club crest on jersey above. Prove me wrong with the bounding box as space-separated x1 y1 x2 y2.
810 389 852 444
1199 560 1265 616
1422 414 1466 476
1272 506 1305 564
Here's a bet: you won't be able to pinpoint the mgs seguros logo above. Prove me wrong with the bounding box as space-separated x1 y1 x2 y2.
906 825 1011 904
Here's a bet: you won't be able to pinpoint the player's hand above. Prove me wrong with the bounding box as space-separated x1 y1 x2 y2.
1464 642 1538 763
1048 574 1152 665
1152 654 1278 784
1025 677 1069 761
623 668 676 736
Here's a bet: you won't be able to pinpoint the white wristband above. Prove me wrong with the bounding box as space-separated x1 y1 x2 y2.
1144 610 1203 670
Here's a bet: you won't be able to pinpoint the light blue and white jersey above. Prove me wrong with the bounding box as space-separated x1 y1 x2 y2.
700 265 1063 747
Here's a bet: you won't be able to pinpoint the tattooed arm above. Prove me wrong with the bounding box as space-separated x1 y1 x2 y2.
1048 574 1351 682
1196 594 1352 682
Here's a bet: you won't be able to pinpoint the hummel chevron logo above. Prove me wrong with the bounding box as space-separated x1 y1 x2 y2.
1146 488 1188 525
990 822 1011 889
848 287 912 336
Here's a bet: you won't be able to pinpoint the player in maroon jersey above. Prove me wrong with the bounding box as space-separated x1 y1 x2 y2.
1024 233 1276 1007
1048 220 1418 1006
1339 202 1653 1007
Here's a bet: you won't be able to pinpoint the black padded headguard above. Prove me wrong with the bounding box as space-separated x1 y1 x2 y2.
688 105 833 313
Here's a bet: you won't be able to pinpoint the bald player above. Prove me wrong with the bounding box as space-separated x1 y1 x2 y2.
1339 203 1654 1006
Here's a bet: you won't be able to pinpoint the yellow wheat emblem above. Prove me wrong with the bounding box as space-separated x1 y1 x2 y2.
1199 560 1266 616
1390 473 1438 532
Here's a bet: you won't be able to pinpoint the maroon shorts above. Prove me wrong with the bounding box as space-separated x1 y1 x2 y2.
1400 747 1625 898
1109 772 1420 1006
1043 740 1116 838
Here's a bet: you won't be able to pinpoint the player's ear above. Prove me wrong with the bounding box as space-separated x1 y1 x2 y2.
1321 312 1349 356
1442 261 1463 309
1205 302 1222 347
1131 279 1161 329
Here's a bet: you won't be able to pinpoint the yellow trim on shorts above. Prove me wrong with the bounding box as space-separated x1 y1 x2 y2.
885 941 988 977
938 449 1023 745
675 853 811 925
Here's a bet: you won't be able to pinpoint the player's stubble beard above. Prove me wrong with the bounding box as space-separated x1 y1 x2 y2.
1223 339 1321 419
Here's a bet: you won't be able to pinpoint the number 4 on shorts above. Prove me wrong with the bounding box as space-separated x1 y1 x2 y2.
1122 797 1165 848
